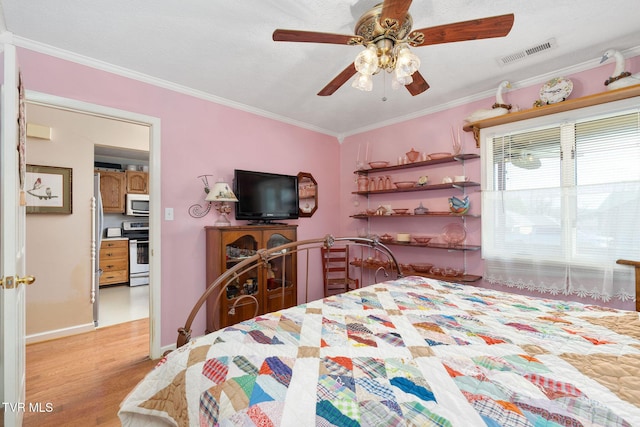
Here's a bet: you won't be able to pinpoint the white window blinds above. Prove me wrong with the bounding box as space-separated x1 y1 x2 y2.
482 107 640 302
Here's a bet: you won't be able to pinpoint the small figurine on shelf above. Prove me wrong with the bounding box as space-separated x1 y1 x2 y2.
464 81 512 123
600 49 640 90
449 195 470 214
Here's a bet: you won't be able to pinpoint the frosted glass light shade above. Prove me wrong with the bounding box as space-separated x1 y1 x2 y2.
392 68 413 89
352 72 373 91
354 45 379 75
395 45 420 76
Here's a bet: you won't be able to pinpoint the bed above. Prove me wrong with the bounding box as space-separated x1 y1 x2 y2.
119 237 640 426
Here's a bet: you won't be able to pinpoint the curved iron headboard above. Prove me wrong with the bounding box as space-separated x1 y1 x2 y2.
176 235 402 348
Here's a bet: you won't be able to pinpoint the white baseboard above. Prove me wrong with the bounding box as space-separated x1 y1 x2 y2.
26 323 95 344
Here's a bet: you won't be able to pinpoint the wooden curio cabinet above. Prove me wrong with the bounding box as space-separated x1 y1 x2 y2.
205 224 297 332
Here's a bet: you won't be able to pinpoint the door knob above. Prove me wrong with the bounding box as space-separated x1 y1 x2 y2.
16 275 36 285
1 275 35 289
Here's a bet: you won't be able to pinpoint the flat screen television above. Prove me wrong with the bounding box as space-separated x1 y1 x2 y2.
234 169 299 223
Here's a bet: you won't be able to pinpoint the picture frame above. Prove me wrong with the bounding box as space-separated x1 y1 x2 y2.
25 165 73 214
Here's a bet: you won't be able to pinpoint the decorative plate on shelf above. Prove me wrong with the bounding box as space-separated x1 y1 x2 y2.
539 77 573 104
442 223 467 245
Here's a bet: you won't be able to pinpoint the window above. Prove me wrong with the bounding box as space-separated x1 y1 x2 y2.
481 100 640 302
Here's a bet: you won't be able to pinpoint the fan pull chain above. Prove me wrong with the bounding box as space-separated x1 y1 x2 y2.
382 72 388 102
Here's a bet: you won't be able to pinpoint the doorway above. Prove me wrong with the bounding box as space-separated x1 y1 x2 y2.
95 146 150 328
25 92 161 359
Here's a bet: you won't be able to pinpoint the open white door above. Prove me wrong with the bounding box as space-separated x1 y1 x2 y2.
1 43 34 427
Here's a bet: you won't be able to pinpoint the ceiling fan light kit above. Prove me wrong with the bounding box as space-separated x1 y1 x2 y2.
272 0 514 97
351 42 421 92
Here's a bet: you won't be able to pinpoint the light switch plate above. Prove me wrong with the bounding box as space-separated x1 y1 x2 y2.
164 207 174 221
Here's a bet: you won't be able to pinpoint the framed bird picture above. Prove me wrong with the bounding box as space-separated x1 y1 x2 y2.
25 165 73 214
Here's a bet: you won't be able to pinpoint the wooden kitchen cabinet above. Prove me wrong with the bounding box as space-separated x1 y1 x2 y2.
125 171 149 194
205 225 297 332
99 239 129 286
97 170 126 213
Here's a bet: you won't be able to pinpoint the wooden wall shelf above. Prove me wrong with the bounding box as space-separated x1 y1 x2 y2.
463 84 640 146
351 261 482 283
356 154 479 175
352 181 479 196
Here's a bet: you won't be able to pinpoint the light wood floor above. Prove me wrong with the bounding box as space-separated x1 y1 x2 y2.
24 318 157 426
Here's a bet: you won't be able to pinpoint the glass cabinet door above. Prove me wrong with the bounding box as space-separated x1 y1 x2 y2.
265 232 296 313
223 233 260 325
265 233 293 290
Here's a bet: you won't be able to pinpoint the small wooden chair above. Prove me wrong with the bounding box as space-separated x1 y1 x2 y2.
616 259 640 312
321 246 359 297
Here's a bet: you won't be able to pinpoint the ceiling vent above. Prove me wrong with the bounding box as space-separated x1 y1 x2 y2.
498 38 558 66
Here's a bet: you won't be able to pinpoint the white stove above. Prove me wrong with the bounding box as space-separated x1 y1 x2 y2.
122 220 149 286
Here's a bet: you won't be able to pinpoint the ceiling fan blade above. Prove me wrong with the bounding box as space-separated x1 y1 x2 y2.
273 29 362 45
318 63 357 96
380 0 413 28
410 13 514 47
405 71 430 96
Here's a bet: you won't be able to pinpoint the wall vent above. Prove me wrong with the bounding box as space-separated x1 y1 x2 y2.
498 38 557 66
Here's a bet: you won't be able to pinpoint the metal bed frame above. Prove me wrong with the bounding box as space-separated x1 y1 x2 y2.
176 235 403 348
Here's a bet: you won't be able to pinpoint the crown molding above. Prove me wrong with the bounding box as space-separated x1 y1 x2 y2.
12 36 640 143
12 36 339 138
338 45 640 140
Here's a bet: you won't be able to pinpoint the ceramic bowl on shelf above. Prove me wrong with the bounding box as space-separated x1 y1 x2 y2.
413 236 432 244
443 267 462 277
428 152 452 160
410 263 433 273
399 263 413 272
379 233 393 243
429 266 442 275
368 161 389 169
394 181 416 189
392 208 409 215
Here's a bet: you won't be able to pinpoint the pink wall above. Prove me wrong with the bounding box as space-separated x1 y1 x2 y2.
340 54 639 311
17 47 639 346
17 48 341 345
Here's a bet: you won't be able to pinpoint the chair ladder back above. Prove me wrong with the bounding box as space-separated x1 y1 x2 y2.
321 246 358 297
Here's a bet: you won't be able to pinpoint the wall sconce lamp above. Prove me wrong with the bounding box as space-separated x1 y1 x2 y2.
188 175 238 226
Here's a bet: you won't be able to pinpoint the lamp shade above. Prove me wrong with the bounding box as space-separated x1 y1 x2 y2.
205 180 238 202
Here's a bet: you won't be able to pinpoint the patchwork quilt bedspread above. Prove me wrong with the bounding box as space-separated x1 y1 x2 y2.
119 276 640 426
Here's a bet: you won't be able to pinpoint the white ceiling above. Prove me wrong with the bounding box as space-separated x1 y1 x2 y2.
2 1 639 138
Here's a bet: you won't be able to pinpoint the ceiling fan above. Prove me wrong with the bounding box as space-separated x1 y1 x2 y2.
273 0 514 96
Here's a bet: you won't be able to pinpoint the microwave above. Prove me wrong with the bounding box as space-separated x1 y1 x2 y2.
126 194 150 216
